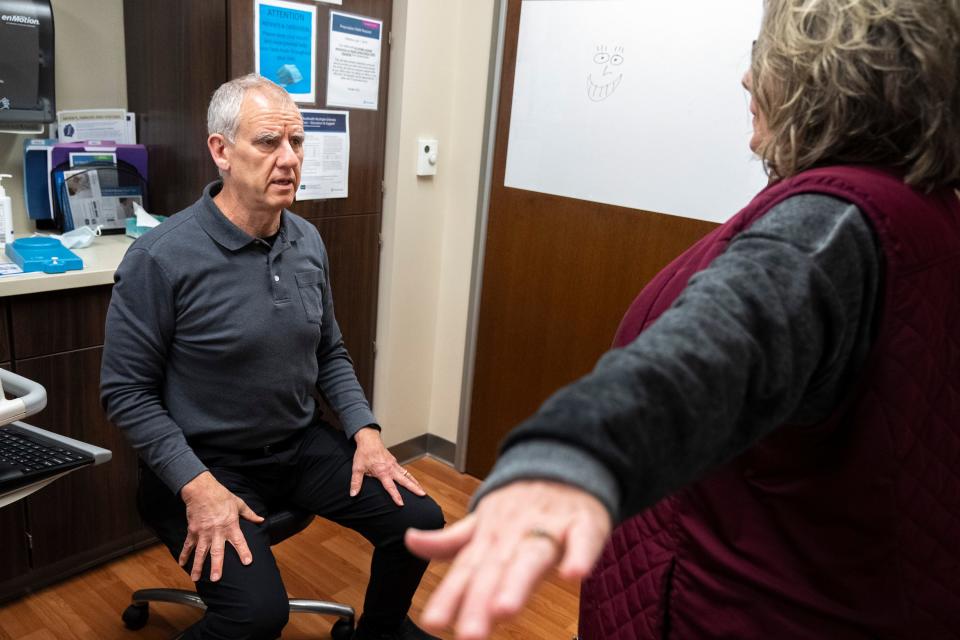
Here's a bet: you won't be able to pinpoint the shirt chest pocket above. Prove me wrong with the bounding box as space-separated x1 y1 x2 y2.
295 269 325 324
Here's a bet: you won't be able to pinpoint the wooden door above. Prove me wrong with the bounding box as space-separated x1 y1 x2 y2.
122 0 229 217
310 214 382 394
464 0 717 478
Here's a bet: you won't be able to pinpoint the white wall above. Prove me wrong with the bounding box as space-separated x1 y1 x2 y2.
427 1 496 446
0 0 127 234
375 0 495 447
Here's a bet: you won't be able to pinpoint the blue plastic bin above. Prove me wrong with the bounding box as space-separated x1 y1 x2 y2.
5 237 83 274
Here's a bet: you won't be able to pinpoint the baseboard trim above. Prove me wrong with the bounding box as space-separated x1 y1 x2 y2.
426 433 457 464
389 433 457 466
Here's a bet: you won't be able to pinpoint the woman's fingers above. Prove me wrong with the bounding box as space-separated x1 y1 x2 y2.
406 514 478 561
407 481 613 640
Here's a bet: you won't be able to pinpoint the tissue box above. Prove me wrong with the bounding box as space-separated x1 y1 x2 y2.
125 214 166 239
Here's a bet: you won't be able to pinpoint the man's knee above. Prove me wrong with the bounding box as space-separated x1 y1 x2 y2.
406 494 445 532
207 586 289 640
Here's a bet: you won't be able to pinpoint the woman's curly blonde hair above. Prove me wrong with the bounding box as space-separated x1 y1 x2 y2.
751 0 960 190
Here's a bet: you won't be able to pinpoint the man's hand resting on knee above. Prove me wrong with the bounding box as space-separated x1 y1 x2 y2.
179 471 265 582
352 426 427 506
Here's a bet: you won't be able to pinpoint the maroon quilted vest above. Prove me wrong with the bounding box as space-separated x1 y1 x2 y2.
578 166 960 639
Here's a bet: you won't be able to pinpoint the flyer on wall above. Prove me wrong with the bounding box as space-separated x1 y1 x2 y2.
255 0 317 103
296 109 350 201
56 109 136 144
326 11 383 110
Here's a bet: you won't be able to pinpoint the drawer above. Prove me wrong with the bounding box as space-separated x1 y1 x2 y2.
9 286 113 359
0 300 9 362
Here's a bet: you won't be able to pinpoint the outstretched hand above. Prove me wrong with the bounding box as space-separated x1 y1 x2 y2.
405 480 612 640
179 471 264 582
351 426 427 506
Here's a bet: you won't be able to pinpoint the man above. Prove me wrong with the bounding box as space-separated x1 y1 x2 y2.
101 74 443 640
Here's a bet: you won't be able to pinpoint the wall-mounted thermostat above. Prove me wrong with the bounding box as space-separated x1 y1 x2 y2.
417 138 438 176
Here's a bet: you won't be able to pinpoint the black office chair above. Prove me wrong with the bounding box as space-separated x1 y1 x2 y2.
121 507 356 639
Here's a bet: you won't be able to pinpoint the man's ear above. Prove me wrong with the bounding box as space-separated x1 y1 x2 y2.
208 134 231 173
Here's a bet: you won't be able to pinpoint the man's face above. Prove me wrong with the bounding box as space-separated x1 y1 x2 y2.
219 90 305 213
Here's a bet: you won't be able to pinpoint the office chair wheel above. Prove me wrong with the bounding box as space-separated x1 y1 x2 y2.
122 602 150 630
330 617 354 640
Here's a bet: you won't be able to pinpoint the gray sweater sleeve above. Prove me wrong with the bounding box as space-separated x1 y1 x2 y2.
100 248 208 494
473 194 881 522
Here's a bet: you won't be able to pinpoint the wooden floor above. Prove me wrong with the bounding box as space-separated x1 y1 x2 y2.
0 458 579 639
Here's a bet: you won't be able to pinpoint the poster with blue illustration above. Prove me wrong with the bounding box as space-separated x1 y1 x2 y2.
255 0 317 103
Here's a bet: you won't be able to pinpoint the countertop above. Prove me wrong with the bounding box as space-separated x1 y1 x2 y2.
0 235 133 297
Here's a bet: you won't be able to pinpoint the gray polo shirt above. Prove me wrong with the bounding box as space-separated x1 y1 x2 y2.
101 181 377 494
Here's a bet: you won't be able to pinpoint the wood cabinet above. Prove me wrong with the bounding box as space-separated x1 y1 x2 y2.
7 287 111 359
0 488 29 587
0 301 10 362
16 350 145 570
0 286 153 604
123 0 393 396
0 303 28 589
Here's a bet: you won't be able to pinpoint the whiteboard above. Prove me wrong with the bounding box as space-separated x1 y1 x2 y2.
504 0 768 223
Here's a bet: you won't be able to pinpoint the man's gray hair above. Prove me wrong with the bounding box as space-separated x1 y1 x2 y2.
207 74 294 143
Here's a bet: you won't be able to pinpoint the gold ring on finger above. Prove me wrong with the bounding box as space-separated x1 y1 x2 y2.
524 526 562 553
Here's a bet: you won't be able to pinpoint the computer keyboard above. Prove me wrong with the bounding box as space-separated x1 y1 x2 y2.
0 425 94 490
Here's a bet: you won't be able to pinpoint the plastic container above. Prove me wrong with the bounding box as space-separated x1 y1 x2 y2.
5 237 83 274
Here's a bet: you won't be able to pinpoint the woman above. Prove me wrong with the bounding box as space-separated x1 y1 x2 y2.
407 1 960 638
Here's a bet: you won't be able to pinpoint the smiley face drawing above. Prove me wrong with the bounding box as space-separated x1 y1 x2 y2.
587 45 624 102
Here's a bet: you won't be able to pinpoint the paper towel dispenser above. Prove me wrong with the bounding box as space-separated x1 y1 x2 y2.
0 0 55 127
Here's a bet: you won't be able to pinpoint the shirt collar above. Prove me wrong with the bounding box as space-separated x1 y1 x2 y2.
196 180 303 251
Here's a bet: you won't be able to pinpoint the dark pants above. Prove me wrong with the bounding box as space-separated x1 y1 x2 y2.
138 424 445 640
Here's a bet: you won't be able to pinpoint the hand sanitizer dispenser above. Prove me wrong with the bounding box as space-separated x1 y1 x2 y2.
0 174 15 246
